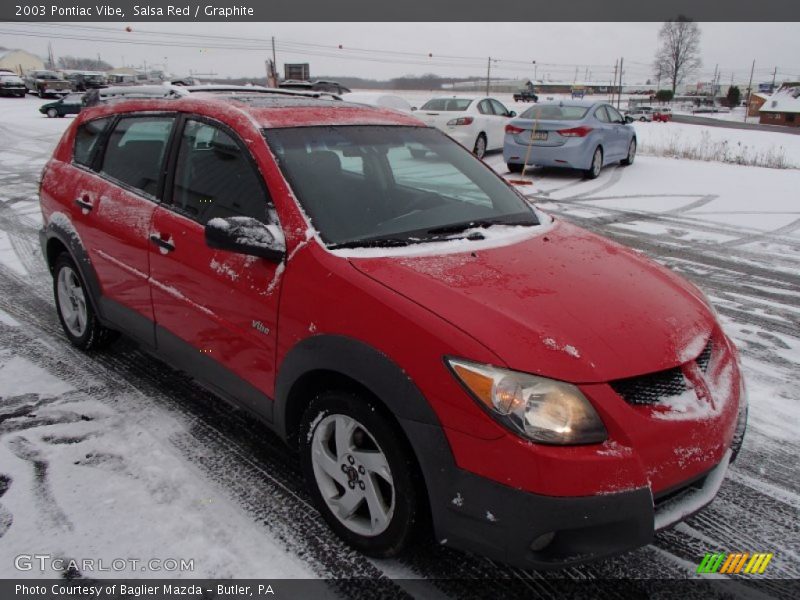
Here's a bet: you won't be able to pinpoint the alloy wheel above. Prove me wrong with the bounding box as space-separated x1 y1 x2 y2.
310 414 395 537
56 266 88 337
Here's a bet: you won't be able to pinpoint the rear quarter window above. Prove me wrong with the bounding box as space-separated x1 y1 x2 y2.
73 117 111 168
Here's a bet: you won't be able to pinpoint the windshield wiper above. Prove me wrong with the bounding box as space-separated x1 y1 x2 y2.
329 236 414 250
426 215 538 235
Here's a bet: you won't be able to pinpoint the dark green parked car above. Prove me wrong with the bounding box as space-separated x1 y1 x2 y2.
39 93 84 118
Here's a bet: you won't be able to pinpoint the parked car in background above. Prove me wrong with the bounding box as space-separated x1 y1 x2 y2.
0 73 27 97
24 70 71 97
416 96 516 158
653 107 673 122
341 92 413 112
38 91 746 570
513 88 539 103
279 79 351 95
64 71 108 92
625 106 653 122
504 100 637 178
39 93 84 118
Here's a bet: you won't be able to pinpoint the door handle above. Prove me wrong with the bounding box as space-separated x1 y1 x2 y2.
149 234 175 253
75 196 93 211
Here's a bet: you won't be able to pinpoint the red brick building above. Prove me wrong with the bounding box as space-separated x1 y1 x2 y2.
759 83 800 127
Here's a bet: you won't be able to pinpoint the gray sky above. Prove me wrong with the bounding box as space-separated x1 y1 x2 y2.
1 22 798 84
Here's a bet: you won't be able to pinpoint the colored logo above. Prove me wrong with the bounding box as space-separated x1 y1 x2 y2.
697 552 773 574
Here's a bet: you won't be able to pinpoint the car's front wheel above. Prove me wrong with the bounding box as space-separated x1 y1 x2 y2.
300 391 423 557
473 133 487 159
53 253 118 350
46 108 58 118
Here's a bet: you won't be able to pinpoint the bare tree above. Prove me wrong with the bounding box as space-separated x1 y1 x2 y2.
57 55 113 71
653 17 702 94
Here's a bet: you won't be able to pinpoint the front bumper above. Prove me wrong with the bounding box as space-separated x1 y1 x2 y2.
404 417 733 570
439 448 730 570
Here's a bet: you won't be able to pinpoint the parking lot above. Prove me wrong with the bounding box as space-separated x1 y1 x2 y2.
0 93 798 597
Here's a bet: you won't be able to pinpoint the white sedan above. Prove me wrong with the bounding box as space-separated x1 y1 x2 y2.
415 96 517 158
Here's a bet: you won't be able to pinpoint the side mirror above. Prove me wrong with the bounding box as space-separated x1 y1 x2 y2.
205 216 285 262
508 111 517 118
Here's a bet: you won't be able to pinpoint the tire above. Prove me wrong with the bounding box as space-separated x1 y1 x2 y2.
53 253 119 350
38 90 45 98
584 147 603 179
639 116 647 122
299 391 423 558
621 138 636 166
507 162 524 173
473 133 487 159
46 108 58 118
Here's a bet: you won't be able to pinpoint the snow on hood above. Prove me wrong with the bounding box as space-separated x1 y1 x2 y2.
349 219 714 383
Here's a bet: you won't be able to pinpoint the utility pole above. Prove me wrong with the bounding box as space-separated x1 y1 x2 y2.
486 57 491 96
712 63 718 99
271 36 277 73
771 66 777 91
617 57 624 109
611 59 618 103
745 59 755 123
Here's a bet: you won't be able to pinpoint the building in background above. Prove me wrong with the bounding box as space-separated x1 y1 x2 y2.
748 92 770 117
0 49 45 75
759 83 800 127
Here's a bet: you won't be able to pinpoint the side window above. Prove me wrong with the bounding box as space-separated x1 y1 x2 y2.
73 117 111 168
100 116 174 196
594 106 610 123
489 99 508 116
606 106 623 123
171 119 271 225
477 100 492 115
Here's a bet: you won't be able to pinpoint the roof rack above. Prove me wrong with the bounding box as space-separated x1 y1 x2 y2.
184 85 341 101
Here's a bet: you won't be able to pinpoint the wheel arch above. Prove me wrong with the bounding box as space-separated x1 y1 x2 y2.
275 335 442 446
42 222 104 320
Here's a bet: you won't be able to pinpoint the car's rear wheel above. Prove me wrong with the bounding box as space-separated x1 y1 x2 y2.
584 147 603 179
46 108 58 118
507 162 524 173
53 253 118 350
639 116 647 122
300 391 422 557
621 138 636 166
473 134 487 159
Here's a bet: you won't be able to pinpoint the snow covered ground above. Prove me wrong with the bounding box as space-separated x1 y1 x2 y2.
0 94 798 596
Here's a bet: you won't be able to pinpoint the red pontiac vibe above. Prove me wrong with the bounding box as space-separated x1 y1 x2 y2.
38 90 747 568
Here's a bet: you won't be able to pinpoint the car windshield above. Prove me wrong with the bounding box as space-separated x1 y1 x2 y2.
520 105 590 120
264 126 538 248
420 98 473 111
34 71 60 80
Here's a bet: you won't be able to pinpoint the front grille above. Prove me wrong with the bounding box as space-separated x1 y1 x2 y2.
610 367 687 405
695 340 713 372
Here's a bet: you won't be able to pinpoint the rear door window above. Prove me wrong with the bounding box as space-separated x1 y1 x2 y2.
100 116 175 197
73 117 111 168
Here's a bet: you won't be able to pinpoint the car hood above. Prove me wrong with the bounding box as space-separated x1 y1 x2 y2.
348 219 714 383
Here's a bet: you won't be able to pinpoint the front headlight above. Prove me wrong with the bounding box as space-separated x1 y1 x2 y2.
447 358 607 445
